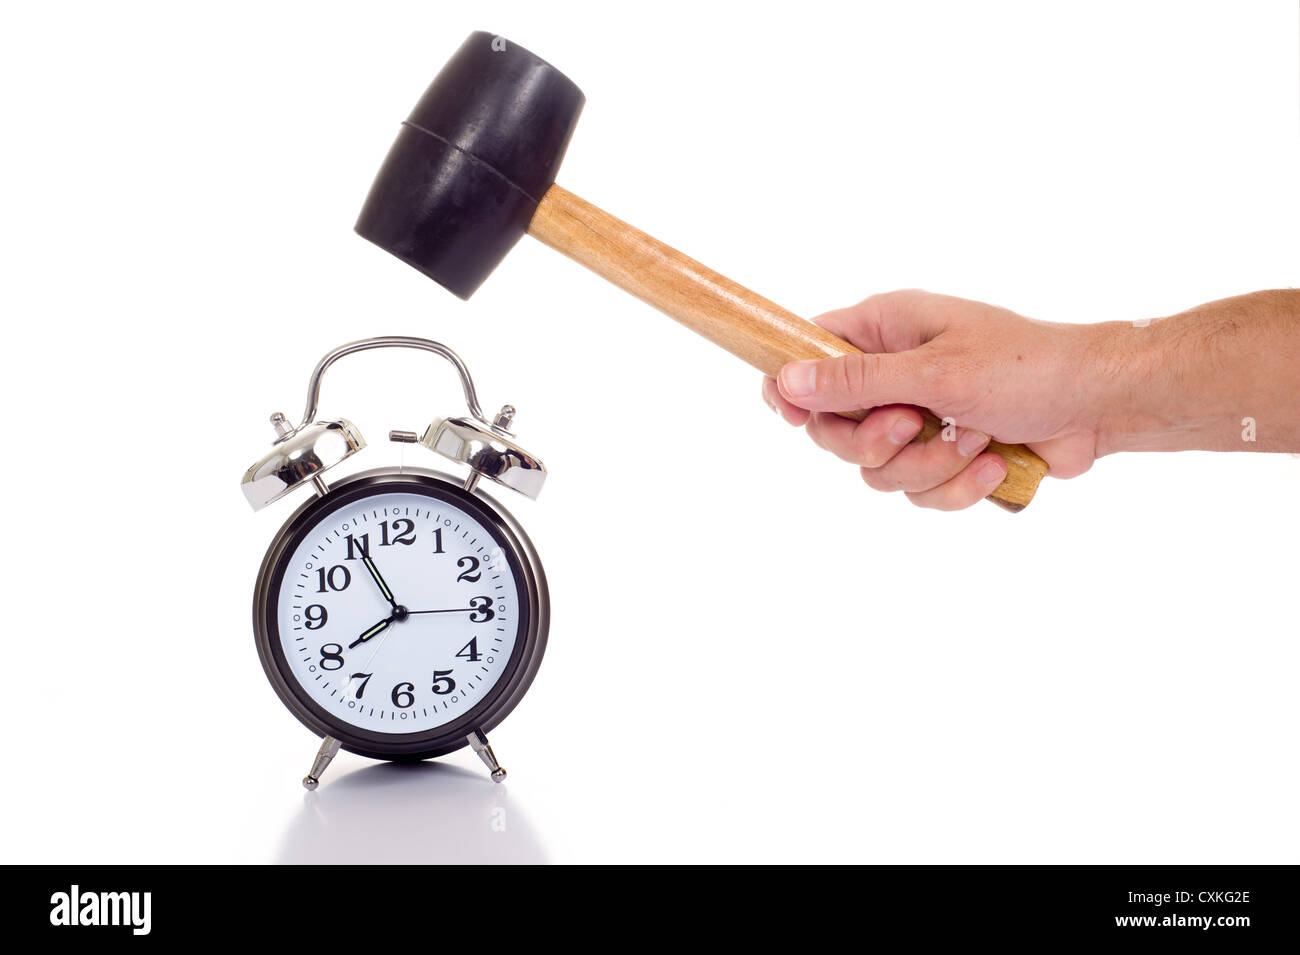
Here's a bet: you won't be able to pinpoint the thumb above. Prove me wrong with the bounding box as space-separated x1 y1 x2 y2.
776 349 937 413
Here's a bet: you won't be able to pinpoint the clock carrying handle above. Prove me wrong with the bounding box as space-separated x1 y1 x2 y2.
294 336 492 435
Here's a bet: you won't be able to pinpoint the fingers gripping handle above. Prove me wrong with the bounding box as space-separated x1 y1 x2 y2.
911 415 1048 512
527 185 1049 511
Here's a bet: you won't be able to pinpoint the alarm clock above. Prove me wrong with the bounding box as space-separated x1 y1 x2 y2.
241 336 549 789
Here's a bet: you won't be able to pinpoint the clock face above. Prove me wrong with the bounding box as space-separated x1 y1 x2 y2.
266 480 532 740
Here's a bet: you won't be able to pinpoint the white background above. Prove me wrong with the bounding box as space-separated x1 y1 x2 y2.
1 1 1297 863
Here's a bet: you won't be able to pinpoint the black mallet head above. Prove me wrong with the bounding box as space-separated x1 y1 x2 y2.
355 32 585 298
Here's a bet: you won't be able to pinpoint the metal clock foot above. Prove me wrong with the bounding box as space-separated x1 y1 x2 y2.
303 736 342 790
467 729 507 783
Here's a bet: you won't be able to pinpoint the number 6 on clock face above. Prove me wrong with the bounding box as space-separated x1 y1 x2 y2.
253 469 549 762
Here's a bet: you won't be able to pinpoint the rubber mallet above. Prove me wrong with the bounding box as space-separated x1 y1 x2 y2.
355 32 1048 510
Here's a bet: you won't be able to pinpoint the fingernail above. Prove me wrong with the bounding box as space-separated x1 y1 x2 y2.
978 458 1007 487
780 361 817 397
888 418 922 445
957 429 989 456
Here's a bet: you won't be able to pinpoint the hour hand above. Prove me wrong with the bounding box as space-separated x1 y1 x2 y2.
348 617 392 649
361 555 398 608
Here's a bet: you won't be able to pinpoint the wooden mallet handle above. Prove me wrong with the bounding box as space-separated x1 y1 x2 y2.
528 184 1048 511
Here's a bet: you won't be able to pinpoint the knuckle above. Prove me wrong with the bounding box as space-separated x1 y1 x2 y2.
820 354 870 402
856 424 902 469
902 490 931 509
840 354 873 398
904 489 947 511
905 487 955 511
857 441 893 469
898 472 936 495
894 449 963 495
879 288 930 308
855 290 910 323
908 477 981 511
805 415 840 452
824 357 851 398
875 288 935 328
859 466 898 493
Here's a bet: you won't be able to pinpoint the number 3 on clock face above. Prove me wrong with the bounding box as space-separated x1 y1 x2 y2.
253 469 549 762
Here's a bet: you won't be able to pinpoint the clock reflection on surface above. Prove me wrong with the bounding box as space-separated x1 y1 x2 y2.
277 761 546 864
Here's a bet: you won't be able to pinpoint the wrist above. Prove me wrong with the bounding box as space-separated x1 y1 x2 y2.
1079 316 1204 456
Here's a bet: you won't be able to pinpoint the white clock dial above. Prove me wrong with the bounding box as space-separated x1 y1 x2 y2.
274 489 523 734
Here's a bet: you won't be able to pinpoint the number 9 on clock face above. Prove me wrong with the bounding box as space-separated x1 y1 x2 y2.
252 470 549 761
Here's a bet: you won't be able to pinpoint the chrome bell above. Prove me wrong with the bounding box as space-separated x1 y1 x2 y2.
241 413 365 511
240 336 545 509
422 410 547 500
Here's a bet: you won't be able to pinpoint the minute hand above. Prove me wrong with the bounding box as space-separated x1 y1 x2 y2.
361 555 399 609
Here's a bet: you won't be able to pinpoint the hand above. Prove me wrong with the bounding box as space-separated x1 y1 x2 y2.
762 289 1300 510
361 555 399 609
761 290 1101 510
348 615 393 649
409 597 494 621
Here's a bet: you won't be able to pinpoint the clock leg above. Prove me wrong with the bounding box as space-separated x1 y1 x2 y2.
302 735 342 790
467 729 507 783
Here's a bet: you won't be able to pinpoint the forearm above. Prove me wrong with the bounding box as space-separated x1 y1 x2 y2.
1087 290 1300 455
